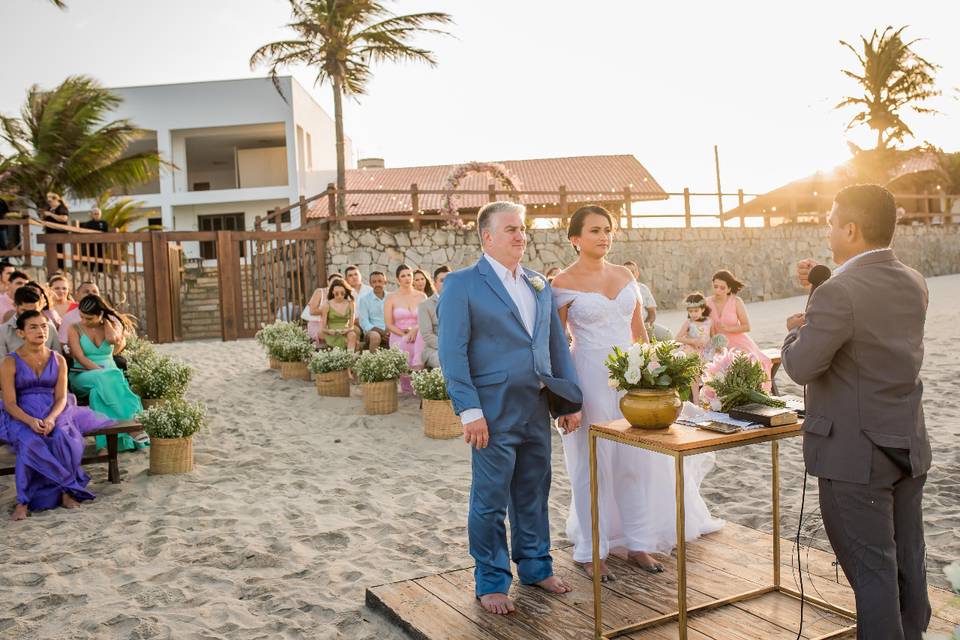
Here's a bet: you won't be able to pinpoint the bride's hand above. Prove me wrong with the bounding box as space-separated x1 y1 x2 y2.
559 412 582 434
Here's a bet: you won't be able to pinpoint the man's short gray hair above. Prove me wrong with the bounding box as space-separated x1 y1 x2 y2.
90 207 101 214
476 201 526 243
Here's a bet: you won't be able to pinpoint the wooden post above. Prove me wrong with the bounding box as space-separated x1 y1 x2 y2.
923 188 931 226
623 186 633 229
738 189 745 228
410 183 420 230
273 207 282 233
683 188 692 228
316 224 329 285
23 221 32 265
299 195 308 228
559 185 568 227
488 183 497 203
327 183 337 218
714 145 725 228
216 231 240 341
44 236 58 276
150 232 174 344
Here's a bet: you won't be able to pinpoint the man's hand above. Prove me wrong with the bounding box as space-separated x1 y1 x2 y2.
558 412 582 434
797 259 819 289
786 313 806 332
464 417 489 449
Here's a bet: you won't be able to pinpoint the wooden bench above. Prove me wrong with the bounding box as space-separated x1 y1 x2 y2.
762 347 783 396
0 421 143 485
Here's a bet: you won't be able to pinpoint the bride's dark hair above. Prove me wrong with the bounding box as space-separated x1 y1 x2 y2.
567 205 616 254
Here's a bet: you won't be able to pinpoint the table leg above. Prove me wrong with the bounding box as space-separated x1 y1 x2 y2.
675 453 687 640
770 361 781 396
772 439 780 587
107 434 120 484
590 430 602 640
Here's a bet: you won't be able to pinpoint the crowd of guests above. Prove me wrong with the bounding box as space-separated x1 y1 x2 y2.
0 262 145 521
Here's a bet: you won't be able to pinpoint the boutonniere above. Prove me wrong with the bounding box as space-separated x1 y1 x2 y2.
529 276 546 292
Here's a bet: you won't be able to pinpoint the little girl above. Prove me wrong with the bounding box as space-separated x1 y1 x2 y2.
675 292 716 404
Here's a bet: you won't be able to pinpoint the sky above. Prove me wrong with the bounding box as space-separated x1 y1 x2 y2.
2 0 958 203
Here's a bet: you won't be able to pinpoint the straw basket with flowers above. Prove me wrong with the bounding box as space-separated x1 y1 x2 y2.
140 399 206 475
353 348 408 415
127 352 193 409
255 321 303 370
269 327 315 381
411 368 461 439
309 348 357 397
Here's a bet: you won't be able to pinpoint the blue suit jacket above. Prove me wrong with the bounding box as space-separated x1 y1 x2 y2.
438 258 582 430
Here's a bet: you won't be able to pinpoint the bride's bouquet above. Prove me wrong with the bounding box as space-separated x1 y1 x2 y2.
702 349 784 413
606 340 703 401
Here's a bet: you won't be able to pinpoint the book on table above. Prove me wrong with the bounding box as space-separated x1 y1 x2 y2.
728 403 799 427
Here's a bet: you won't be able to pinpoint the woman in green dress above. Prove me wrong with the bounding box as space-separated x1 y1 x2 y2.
67 294 146 452
318 278 358 351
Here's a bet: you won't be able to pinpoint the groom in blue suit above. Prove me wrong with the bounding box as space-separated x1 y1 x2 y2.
439 201 583 614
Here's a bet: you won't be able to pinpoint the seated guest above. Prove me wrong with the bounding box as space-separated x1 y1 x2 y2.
706 269 772 388
23 281 62 329
385 264 426 394
344 265 373 299
0 270 31 324
357 271 389 351
623 260 671 340
58 281 100 348
2 310 114 521
67 294 145 452
0 286 61 356
317 278 358 351
48 273 77 319
305 272 343 342
0 261 15 320
418 265 449 369
412 268 435 297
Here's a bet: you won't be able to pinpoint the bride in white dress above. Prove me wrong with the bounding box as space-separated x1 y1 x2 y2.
552 206 723 580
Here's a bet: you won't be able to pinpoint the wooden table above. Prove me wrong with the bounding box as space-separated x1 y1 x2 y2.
762 348 783 395
588 419 857 640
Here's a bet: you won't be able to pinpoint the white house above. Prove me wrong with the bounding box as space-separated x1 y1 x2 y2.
68 76 352 260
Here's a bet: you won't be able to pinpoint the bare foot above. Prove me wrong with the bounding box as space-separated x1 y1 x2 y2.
580 559 616 582
61 493 81 509
478 592 515 615
535 575 572 594
628 550 664 573
11 504 28 521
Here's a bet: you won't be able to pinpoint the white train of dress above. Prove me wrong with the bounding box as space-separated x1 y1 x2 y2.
554 282 724 563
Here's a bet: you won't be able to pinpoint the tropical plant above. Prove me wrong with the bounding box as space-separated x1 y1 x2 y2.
250 0 452 215
411 367 449 401
309 347 357 373
127 352 193 401
139 399 206 440
702 350 784 413
836 26 940 151
606 340 703 401
94 191 160 232
353 347 408 383
0 76 164 210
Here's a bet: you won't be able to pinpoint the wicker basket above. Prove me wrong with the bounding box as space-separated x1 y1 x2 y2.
149 436 194 475
362 379 398 415
316 369 351 397
422 398 462 439
280 360 311 381
269 357 281 370
141 398 166 410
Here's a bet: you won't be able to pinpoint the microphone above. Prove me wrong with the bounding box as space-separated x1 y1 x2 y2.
808 264 831 292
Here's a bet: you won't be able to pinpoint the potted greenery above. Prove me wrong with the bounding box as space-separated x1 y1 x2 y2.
255 321 301 370
128 352 193 409
411 368 461 439
353 348 408 415
269 327 315 381
606 340 703 429
309 348 357 397
140 399 206 475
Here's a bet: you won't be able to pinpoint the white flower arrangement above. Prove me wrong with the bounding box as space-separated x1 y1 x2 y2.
255 321 304 353
529 275 546 292
411 368 450 401
138 399 206 440
353 348 409 384
123 334 157 366
606 339 703 401
127 352 193 401
309 348 357 374
264 324 315 363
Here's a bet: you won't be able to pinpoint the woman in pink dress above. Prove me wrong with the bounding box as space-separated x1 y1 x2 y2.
384 264 426 394
706 269 772 390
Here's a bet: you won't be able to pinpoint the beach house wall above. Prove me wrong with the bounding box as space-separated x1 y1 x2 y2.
64 76 352 261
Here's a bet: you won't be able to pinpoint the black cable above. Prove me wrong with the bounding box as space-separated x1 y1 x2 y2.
795 470 807 640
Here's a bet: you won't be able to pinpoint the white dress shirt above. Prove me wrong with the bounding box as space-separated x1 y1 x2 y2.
832 247 890 276
461 254 537 426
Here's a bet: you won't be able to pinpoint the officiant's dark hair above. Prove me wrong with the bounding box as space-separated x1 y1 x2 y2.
834 184 897 247
712 269 744 295
568 206 615 253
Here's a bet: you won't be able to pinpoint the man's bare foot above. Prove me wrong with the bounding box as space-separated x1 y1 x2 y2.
581 559 616 582
627 550 664 573
478 593 515 615
11 504 28 521
535 575 572 594
61 493 81 509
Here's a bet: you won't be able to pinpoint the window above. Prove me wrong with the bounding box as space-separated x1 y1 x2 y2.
198 213 245 259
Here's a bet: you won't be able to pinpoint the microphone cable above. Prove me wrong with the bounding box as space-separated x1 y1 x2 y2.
794 470 807 640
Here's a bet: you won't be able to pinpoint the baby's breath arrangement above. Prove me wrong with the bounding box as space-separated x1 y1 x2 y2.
411 368 450 401
128 352 193 400
139 399 206 439
309 348 357 374
353 348 408 384
123 334 156 365
267 325 315 363
255 321 303 352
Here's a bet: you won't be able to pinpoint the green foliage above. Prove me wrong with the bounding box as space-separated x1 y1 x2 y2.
411 368 449 401
606 340 703 402
123 334 157 366
309 347 357 373
255 321 303 351
127 352 193 401
139 399 206 440
703 351 785 413
94 191 160 231
353 348 408 383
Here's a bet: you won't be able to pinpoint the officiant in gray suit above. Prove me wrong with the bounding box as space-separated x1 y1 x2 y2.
782 184 931 640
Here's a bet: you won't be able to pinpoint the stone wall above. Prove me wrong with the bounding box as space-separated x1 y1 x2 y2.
326 225 960 308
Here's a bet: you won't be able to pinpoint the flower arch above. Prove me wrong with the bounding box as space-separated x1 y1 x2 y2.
439 161 522 223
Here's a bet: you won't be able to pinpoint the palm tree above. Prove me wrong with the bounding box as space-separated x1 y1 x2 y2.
836 26 940 151
94 191 160 232
0 76 164 212
250 0 452 216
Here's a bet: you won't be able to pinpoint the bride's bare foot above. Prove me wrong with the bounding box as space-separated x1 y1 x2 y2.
61 493 81 509
535 575 573 594
581 559 616 582
628 550 664 573
11 504 28 521
478 592 515 615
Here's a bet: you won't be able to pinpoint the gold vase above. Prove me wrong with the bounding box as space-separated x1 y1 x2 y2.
619 388 681 429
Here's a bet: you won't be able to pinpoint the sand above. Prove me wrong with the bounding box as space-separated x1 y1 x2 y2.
1 274 957 639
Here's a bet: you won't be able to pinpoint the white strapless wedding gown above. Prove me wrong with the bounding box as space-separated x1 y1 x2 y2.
554 282 723 563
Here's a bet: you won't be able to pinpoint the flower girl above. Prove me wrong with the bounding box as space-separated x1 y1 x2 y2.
674 292 722 404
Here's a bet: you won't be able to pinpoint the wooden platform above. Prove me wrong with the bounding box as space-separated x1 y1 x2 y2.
367 522 959 640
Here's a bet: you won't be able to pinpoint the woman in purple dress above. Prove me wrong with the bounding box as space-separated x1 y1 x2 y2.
1 310 113 521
